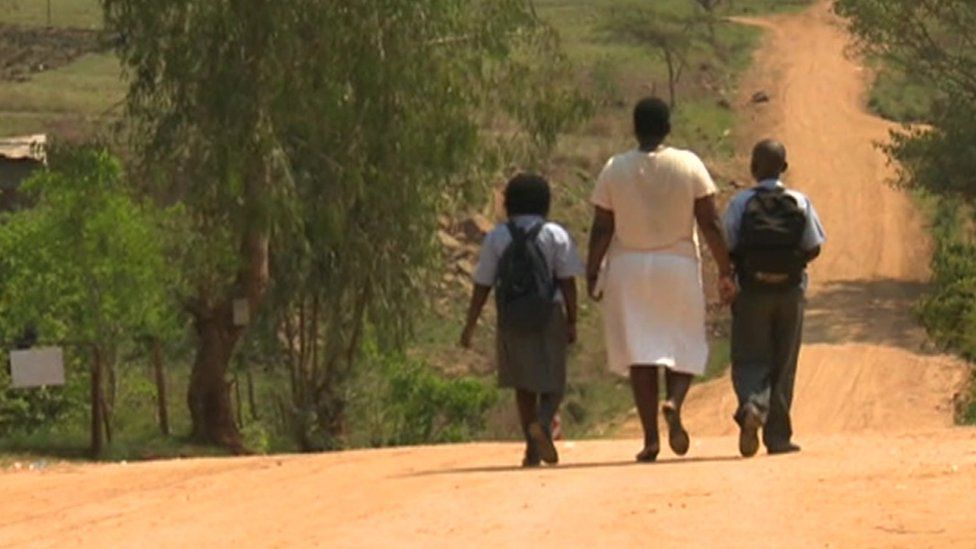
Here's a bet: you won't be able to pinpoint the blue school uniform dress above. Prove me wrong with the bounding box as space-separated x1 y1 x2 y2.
473 215 584 393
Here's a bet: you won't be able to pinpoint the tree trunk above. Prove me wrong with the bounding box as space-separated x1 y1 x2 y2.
102 351 119 428
90 346 104 458
187 309 245 450
101 391 113 444
152 338 170 436
246 367 258 421
664 46 678 109
186 151 270 451
234 373 243 428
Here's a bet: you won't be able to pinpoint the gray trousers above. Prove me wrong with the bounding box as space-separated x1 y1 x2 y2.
731 286 804 448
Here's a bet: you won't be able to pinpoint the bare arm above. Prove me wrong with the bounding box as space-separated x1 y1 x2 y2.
558 277 578 343
694 195 737 303
586 206 615 300
460 284 492 348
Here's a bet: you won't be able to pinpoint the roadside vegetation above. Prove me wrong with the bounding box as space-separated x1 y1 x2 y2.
1 0 811 462
837 0 976 423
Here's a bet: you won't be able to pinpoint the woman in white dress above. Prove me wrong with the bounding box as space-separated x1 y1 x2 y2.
587 97 736 462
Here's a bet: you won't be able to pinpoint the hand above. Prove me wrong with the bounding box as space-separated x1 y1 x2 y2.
587 274 603 302
718 273 738 305
460 324 476 349
567 323 577 344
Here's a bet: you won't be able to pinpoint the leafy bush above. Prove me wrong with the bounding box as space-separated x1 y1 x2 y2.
913 199 976 422
240 420 272 455
349 347 499 448
0 382 71 437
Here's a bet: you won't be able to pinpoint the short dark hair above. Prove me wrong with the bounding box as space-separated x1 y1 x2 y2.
504 173 551 217
633 97 671 140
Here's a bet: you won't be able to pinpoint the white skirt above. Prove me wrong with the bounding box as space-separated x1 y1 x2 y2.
600 250 709 377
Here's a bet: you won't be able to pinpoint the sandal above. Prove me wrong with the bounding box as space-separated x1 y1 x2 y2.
662 402 690 456
527 422 558 465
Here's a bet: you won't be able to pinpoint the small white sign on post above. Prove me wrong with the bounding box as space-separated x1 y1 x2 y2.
232 298 250 327
10 347 65 388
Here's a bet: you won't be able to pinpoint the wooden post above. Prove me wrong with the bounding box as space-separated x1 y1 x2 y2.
90 345 104 458
152 338 170 436
46 0 52 27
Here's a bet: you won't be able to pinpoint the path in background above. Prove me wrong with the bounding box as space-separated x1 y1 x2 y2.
1 2 974 547
620 0 969 438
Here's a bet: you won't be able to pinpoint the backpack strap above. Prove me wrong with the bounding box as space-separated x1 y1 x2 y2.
526 221 546 241
506 221 526 243
507 220 545 242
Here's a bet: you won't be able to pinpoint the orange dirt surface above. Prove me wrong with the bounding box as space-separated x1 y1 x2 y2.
1 2 974 547
2 433 975 548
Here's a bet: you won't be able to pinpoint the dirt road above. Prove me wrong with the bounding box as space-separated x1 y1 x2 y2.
1 2 973 547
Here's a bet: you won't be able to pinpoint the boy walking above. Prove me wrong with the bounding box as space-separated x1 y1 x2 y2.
724 140 826 457
461 173 584 467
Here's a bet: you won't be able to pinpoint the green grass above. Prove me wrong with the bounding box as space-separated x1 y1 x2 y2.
724 0 813 15
0 54 123 115
0 0 118 139
0 53 123 139
0 0 102 28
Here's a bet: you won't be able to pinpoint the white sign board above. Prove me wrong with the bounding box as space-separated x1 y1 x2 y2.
233 298 250 326
10 347 65 388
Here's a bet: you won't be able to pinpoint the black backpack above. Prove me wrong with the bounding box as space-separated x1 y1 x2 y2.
495 221 558 333
733 187 808 288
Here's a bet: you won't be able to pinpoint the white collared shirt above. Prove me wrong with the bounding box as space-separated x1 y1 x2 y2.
472 215 585 294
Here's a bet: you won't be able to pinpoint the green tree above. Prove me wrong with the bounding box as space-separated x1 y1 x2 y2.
835 1 976 200
0 147 183 456
102 0 586 450
604 7 705 108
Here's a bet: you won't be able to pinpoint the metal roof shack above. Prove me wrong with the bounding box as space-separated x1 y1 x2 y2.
0 134 46 212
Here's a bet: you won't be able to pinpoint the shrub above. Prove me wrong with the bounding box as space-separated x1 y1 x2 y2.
349 347 499 448
915 199 976 422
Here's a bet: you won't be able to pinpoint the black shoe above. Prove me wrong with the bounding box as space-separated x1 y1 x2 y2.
662 403 690 456
527 422 558 465
767 442 801 455
738 406 762 458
